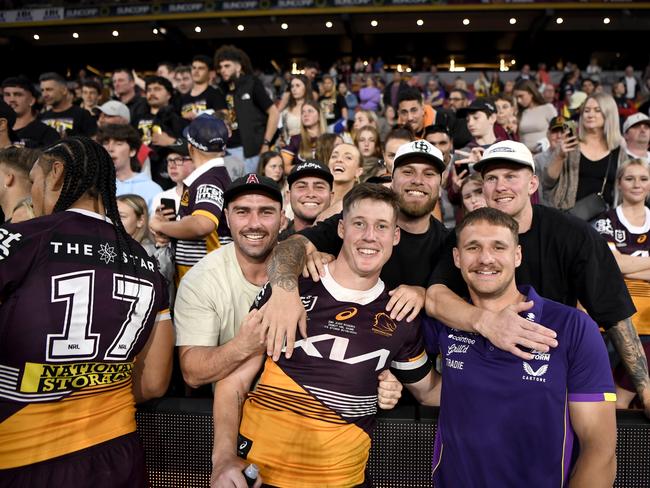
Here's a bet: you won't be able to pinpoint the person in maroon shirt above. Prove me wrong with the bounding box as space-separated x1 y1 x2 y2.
0 137 174 487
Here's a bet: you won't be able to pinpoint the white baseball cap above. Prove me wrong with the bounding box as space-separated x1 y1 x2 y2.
97 100 130 123
473 140 536 174
623 113 650 134
392 139 445 173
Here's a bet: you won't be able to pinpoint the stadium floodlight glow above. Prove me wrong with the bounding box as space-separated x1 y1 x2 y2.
72 32 79 39
325 21 333 28
237 24 245 31
195 26 202 33
281 23 288 30
603 17 611 24
509 17 517 25
511 59 516 65
370 20 378 27
153 28 159 34
112 30 119 37
160 27 167 34
556 17 563 24
416 19 424 26
462 18 470 26
33 34 40 40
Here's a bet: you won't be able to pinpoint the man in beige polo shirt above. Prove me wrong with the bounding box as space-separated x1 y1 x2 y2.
174 174 285 388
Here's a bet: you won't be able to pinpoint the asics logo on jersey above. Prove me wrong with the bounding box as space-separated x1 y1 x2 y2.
335 307 357 321
292 334 390 371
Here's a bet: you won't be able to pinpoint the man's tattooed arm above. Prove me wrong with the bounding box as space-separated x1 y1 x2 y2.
608 317 650 416
267 235 308 291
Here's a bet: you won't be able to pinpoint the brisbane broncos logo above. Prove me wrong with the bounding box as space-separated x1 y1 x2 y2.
372 312 397 338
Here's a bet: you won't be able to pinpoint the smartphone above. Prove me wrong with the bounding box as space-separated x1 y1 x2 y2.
456 162 470 176
160 198 177 220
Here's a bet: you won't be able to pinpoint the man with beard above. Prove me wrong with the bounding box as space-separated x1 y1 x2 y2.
173 174 285 388
258 139 449 360
2 76 59 148
427 140 650 416
39 72 96 138
132 76 188 188
279 159 333 240
215 45 279 173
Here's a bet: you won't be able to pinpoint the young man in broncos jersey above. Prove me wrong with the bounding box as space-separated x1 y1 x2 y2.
211 183 439 487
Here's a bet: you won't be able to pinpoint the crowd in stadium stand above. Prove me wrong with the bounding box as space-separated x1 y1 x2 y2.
2 44 650 486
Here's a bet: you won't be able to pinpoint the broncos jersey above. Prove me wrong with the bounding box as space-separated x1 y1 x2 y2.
239 265 431 487
0 209 169 469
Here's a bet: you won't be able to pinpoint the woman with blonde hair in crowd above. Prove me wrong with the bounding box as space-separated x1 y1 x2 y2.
117 194 174 285
514 79 557 152
318 142 363 221
279 74 312 145
593 158 650 410
544 92 626 213
281 99 326 172
353 109 379 132
315 133 343 167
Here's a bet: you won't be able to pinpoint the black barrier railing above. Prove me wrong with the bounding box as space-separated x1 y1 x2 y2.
136 398 650 487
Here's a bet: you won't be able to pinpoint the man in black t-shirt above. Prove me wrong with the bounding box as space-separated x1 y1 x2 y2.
2 76 59 149
426 139 650 417
132 76 188 188
180 55 226 121
39 72 97 138
259 139 449 360
215 45 279 174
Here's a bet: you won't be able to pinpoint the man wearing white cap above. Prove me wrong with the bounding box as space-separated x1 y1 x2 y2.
426 139 650 417
97 100 131 127
623 113 650 162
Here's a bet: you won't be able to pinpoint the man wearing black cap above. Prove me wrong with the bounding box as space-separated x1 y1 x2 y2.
2 76 59 148
457 98 500 151
38 72 97 137
279 159 333 241
260 139 449 360
150 114 232 282
174 174 284 388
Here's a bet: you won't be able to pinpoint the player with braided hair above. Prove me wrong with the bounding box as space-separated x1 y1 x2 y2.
0 136 174 487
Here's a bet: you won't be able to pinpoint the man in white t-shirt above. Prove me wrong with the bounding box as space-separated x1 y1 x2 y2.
174 174 285 388
623 113 650 163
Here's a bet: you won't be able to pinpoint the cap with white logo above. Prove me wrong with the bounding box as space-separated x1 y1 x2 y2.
392 139 445 174
473 140 536 174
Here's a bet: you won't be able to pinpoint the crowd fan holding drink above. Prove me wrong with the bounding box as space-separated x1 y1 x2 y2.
2 45 650 486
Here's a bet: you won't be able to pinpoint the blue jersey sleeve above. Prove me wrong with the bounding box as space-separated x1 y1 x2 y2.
566 310 616 403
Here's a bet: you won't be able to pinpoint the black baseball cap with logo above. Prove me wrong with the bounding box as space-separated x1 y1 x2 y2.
287 159 334 188
457 98 497 118
223 173 283 208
